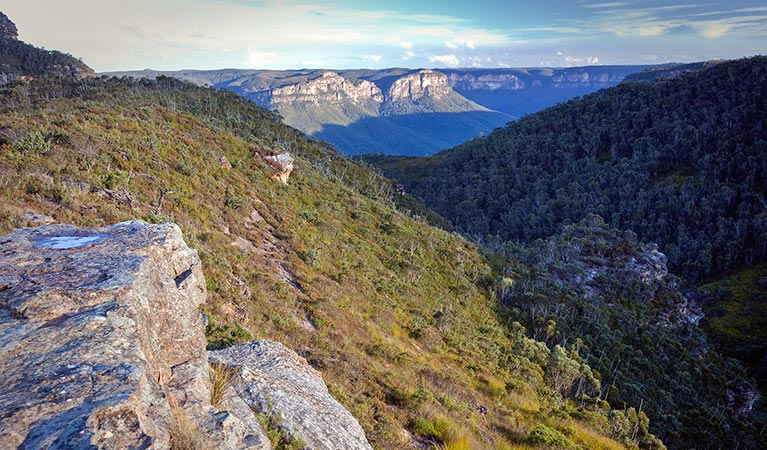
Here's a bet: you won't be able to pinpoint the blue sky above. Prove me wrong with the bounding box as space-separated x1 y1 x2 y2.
4 0 766 71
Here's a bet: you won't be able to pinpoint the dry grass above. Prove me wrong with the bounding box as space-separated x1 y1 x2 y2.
569 421 628 450
209 362 237 408
168 407 205 450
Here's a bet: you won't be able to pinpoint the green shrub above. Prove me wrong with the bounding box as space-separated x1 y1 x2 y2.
529 424 576 448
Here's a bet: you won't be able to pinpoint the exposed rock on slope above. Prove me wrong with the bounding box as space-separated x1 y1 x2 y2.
211 341 375 450
263 152 295 184
0 221 267 449
265 71 383 106
387 69 451 101
0 220 375 449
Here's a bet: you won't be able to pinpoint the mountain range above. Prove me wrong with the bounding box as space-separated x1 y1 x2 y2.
105 65 650 155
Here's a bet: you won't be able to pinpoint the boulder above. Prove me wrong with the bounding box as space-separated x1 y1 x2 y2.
0 221 269 449
210 341 374 450
264 152 294 184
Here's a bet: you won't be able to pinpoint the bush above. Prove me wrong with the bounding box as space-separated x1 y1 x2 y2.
529 424 576 448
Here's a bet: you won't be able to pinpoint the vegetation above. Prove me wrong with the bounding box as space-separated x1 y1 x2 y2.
0 30 93 81
365 57 767 449
496 216 764 449
0 74 639 449
366 56 767 285
697 265 767 391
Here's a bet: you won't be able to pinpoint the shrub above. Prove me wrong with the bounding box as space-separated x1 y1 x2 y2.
528 424 576 448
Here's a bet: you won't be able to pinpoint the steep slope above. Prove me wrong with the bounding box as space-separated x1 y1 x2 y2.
368 56 767 285
364 56 767 449
498 216 764 450
0 72 648 449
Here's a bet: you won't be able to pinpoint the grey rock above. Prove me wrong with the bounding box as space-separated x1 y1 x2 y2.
264 153 294 184
0 221 269 449
210 341 374 450
22 211 56 226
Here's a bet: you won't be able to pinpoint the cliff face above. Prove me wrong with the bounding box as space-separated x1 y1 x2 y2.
268 71 383 105
387 69 451 101
442 67 640 91
446 72 525 90
0 221 372 450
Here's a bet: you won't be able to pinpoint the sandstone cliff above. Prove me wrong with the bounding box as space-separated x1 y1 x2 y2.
387 69 451 101
0 221 372 449
267 71 383 106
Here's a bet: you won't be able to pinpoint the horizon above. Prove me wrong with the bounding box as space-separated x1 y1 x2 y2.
4 1 766 72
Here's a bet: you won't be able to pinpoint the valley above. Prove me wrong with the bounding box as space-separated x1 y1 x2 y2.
106 65 649 156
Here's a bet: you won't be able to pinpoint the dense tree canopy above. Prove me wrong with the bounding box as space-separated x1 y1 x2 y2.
367 56 767 285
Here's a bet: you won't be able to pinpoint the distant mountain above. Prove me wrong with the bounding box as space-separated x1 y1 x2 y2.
0 11 94 84
105 65 649 155
443 65 651 117
623 61 720 83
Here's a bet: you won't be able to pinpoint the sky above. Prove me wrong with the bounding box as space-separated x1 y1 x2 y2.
4 0 766 72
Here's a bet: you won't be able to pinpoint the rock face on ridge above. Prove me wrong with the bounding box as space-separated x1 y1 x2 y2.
0 221 269 449
266 71 383 106
0 220 375 449
210 341 375 450
387 69 451 101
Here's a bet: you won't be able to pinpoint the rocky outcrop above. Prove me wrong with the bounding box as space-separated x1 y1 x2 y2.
0 221 268 449
264 152 294 184
0 11 18 40
446 72 525 90
268 71 383 106
210 341 374 450
387 69 451 101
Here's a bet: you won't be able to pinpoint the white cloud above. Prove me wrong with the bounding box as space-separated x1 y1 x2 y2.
564 55 600 65
465 40 475 49
400 41 414 50
428 54 460 66
638 26 665 36
702 23 730 38
445 41 458 49
363 54 382 62
244 50 278 67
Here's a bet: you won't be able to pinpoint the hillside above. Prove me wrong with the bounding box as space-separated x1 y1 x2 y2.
364 56 767 448
105 65 648 156
367 56 767 285
0 72 654 448
0 11 94 84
